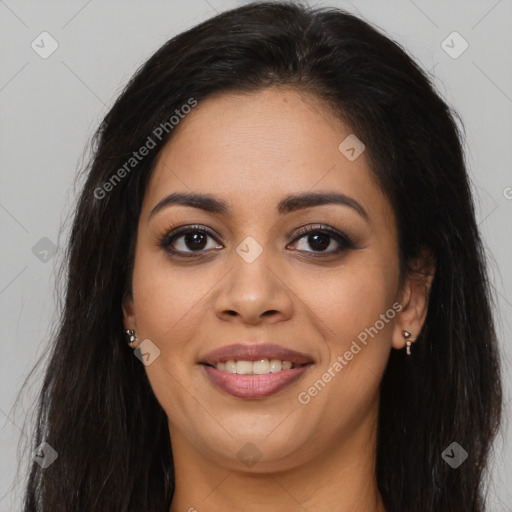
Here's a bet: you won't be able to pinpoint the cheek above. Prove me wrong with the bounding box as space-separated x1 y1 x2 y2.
293 253 398 415
298 256 398 345
130 252 212 414
126 226 218 418
130 250 212 356
292 264 395 430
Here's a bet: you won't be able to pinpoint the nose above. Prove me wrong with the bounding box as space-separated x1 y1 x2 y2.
214 248 294 325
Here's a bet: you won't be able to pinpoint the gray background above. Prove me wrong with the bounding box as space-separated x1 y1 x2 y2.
1 0 511 510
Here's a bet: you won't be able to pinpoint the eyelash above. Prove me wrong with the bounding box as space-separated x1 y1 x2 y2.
157 223 357 259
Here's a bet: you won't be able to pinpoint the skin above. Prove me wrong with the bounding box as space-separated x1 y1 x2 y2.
123 87 434 512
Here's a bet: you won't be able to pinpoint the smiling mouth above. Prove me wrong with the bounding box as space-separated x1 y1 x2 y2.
198 343 314 398
203 359 310 375
201 361 313 399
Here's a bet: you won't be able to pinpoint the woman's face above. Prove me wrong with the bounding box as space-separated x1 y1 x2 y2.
123 87 423 472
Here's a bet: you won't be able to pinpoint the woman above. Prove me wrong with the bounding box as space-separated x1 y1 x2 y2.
21 2 502 511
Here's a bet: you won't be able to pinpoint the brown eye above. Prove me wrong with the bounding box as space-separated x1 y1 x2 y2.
299 232 331 251
159 225 222 257
289 224 356 257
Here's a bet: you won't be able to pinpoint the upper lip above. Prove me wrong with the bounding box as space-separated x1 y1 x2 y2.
199 343 314 366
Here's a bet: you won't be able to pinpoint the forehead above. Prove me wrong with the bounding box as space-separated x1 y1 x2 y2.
141 87 390 224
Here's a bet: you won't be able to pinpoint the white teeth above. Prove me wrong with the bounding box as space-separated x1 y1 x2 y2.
253 359 270 374
213 359 298 374
236 360 253 375
269 359 282 373
225 360 237 373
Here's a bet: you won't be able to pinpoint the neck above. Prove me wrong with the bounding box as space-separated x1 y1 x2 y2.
168 405 385 512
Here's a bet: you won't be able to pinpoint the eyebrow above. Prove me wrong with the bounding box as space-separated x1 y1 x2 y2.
148 191 369 222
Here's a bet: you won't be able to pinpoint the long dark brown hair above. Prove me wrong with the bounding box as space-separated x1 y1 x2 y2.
19 2 502 510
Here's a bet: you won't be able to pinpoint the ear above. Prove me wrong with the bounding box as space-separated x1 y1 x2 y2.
392 250 436 350
122 290 137 331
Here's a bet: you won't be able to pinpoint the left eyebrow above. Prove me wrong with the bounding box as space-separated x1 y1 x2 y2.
148 191 369 223
277 191 369 221
148 192 228 222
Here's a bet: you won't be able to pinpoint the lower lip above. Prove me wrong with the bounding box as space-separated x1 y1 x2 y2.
202 364 313 399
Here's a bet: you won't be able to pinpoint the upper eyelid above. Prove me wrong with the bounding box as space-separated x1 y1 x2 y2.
161 223 354 250
163 223 345 239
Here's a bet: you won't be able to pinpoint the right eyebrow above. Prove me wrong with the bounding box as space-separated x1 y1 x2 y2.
147 190 369 223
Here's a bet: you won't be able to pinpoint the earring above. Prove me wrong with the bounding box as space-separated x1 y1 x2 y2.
402 330 414 355
125 329 139 349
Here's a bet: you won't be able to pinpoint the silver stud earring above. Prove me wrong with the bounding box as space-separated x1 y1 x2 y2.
402 330 414 355
125 329 139 349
